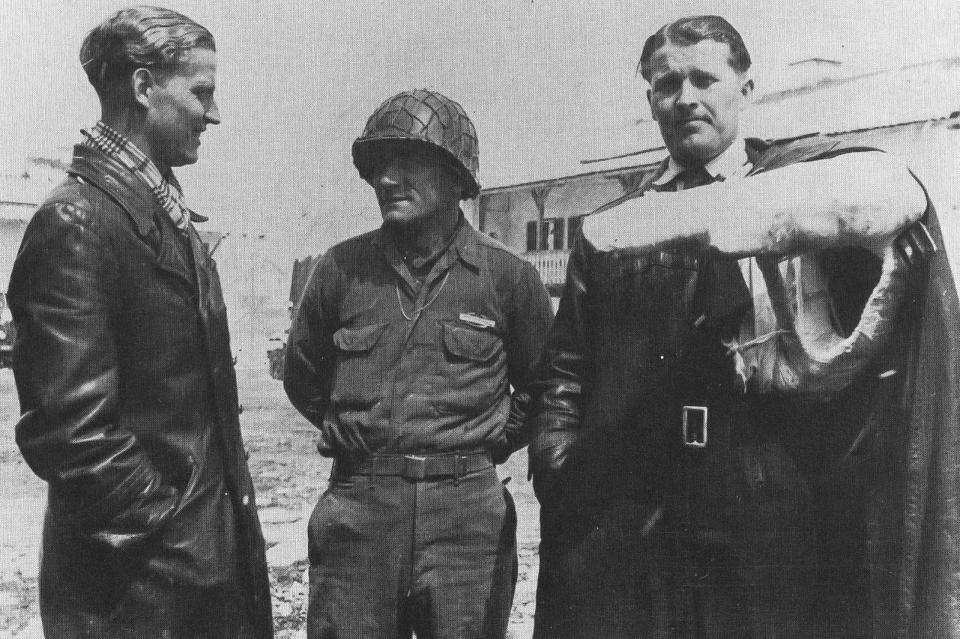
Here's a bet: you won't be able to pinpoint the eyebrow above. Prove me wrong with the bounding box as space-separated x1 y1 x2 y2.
652 71 681 86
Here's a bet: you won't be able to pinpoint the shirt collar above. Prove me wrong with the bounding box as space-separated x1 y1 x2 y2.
374 212 479 271
652 138 752 186
452 217 481 270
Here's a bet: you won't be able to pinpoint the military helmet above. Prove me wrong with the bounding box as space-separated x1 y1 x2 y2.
352 89 480 199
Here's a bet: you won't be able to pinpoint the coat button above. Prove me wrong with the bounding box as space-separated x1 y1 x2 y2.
242 494 250 506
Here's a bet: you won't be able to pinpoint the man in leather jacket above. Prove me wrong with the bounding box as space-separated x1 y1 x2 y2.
8 7 271 638
528 15 930 639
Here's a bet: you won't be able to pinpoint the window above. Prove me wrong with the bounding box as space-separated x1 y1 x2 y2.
551 218 565 250
527 218 568 251
526 221 538 251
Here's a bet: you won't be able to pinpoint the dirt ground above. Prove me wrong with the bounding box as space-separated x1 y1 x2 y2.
0 367 540 639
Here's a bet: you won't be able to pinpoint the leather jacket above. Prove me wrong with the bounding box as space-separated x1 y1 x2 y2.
8 144 272 636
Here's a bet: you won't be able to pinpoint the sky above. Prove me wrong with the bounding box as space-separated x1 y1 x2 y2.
2 0 958 259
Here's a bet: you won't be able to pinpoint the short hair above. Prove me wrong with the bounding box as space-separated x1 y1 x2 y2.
80 6 215 102
638 15 751 82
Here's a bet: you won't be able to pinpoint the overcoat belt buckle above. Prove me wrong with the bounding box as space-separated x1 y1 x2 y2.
404 455 428 480
682 406 708 448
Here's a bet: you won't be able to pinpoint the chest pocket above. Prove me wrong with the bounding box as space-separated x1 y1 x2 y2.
330 323 390 407
333 323 388 352
442 322 502 362
438 321 507 416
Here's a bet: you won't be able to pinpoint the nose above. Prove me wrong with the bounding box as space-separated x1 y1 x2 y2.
677 79 700 110
374 157 402 187
206 99 221 126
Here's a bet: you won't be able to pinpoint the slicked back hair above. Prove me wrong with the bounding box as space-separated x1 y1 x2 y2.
80 6 214 104
638 15 751 82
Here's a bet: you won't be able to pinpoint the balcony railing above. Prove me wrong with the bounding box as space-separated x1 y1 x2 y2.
524 250 569 289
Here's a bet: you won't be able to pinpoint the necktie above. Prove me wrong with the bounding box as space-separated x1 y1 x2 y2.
673 164 751 339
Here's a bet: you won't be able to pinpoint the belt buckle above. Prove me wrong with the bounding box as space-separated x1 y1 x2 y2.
682 406 708 448
404 455 428 480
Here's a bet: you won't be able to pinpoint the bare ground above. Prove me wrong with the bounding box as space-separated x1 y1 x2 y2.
0 368 539 638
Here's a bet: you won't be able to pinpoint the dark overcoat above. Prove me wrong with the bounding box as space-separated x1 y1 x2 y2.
8 144 272 637
529 137 936 638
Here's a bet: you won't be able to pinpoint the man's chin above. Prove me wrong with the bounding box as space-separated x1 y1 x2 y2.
168 153 199 168
673 138 728 165
381 211 415 229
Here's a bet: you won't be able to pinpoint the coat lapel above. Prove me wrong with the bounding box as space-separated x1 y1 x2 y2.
153 223 196 286
69 145 198 288
187 226 211 307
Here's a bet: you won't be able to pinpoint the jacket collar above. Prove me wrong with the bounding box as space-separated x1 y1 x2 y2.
744 137 773 172
68 144 161 237
452 216 481 270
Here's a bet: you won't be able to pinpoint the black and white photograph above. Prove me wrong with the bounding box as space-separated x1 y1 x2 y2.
1 1 958 637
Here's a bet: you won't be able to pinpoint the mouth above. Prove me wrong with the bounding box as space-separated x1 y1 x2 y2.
380 194 410 207
676 117 709 128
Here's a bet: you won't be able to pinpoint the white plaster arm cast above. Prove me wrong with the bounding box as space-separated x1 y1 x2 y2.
583 151 929 397
582 151 927 257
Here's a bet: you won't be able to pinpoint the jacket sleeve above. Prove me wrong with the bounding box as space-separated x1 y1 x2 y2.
528 232 594 501
496 260 553 462
283 256 338 449
9 198 179 549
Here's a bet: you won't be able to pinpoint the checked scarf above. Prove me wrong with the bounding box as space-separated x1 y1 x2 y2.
81 121 196 232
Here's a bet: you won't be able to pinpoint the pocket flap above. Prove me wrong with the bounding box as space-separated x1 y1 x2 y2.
333 323 388 352
442 322 501 362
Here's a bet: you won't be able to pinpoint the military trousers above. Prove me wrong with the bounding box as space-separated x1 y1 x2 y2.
307 464 517 639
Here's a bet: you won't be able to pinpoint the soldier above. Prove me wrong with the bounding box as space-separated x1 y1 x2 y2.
284 89 552 639
8 6 272 638
529 15 931 639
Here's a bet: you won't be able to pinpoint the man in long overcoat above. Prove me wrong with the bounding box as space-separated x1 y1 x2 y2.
529 15 933 638
8 7 272 638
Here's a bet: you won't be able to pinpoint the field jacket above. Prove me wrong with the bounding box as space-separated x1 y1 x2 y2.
284 219 552 462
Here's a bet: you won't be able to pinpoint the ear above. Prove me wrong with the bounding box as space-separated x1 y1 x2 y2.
646 88 656 120
131 68 156 109
740 77 754 99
